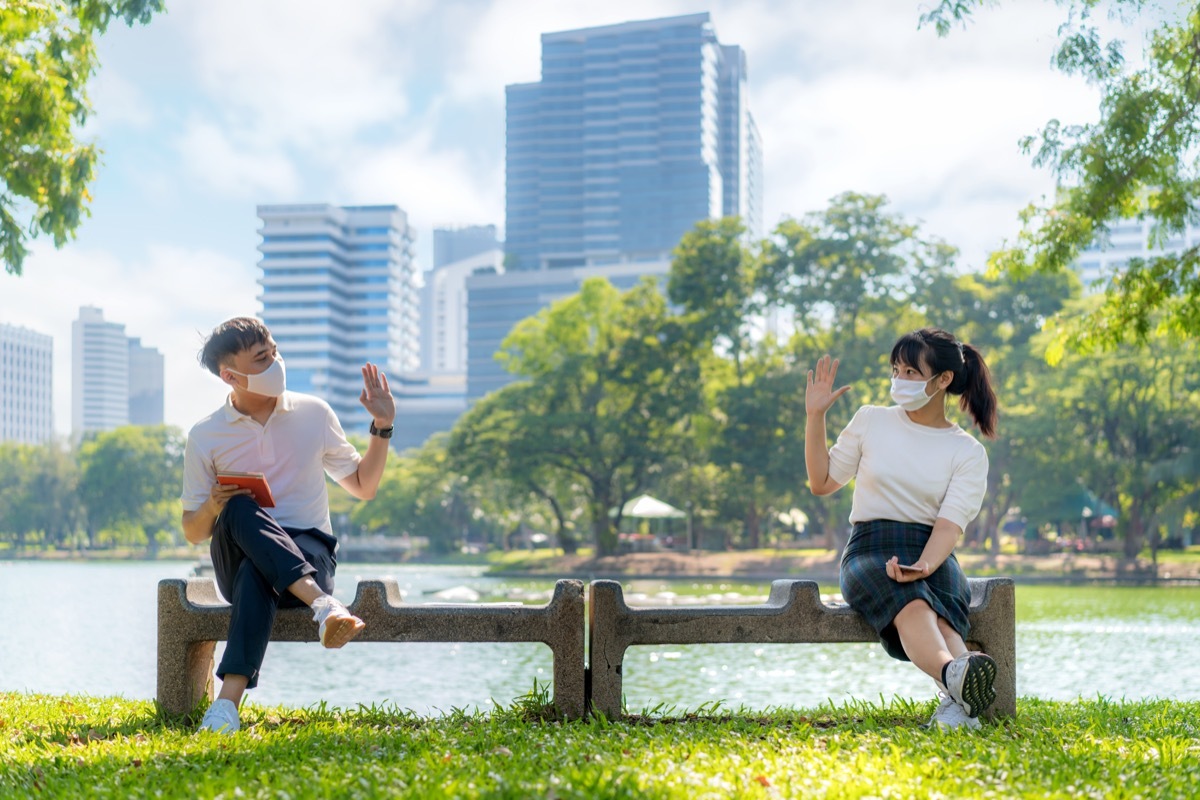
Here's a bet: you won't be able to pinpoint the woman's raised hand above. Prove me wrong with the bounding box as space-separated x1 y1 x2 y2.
806 354 851 415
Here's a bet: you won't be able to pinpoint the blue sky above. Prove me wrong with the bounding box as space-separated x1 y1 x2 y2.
0 0 1157 435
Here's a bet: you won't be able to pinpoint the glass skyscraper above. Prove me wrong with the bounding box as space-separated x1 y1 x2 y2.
505 12 763 271
257 204 419 432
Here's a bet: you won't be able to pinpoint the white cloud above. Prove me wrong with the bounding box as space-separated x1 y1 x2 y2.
0 243 259 436
168 0 432 151
176 120 303 198
337 125 505 240
85 69 155 135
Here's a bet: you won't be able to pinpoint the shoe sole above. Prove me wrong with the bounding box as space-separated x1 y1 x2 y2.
320 614 365 649
957 654 998 718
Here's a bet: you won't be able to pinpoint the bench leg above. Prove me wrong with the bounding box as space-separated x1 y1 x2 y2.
969 581 1017 720
158 639 216 716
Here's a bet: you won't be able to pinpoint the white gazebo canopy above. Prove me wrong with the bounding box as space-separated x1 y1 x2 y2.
619 494 686 519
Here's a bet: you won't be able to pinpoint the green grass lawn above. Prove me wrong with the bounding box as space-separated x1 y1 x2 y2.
2 691 1196 798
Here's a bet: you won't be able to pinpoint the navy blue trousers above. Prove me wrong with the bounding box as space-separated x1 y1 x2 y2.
210 495 338 689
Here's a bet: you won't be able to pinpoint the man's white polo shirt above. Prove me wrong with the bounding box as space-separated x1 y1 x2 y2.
181 391 361 536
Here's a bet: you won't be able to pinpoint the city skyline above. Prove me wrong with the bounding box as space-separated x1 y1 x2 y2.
0 1 1133 435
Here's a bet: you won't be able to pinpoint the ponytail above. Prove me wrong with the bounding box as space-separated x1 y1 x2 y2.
890 327 999 439
958 343 997 439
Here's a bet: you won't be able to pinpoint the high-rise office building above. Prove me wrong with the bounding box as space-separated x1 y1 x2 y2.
432 225 499 270
505 12 763 271
257 204 419 432
128 337 164 425
72 306 130 435
71 307 165 435
1 322 53 444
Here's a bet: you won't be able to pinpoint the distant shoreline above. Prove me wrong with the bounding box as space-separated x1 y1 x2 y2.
4 546 1198 584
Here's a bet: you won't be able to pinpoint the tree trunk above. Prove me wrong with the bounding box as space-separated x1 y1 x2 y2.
744 503 760 550
1123 503 1144 560
591 497 617 556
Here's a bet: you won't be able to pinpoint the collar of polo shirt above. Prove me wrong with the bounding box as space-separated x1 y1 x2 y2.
221 390 296 422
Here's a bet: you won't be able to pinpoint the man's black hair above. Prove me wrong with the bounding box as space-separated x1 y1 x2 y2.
199 317 272 376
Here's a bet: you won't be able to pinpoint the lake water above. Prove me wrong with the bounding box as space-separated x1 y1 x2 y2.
1 561 1197 715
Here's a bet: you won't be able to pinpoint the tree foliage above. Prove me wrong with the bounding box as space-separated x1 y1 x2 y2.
1 0 164 275
77 424 183 547
923 0 1200 352
453 278 706 556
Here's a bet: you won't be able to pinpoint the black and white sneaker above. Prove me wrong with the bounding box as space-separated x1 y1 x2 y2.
943 652 997 718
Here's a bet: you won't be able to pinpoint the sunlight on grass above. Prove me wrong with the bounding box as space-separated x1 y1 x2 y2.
2 692 1196 798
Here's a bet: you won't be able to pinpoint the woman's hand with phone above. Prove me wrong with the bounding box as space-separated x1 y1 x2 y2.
886 556 929 583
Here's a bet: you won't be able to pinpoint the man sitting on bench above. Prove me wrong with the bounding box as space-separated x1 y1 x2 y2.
180 317 396 734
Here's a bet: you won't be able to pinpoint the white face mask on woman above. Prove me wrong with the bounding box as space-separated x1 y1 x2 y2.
890 375 935 411
227 356 287 398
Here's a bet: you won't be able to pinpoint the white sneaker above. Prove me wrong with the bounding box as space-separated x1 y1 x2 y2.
197 698 240 734
921 692 981 731
943 652 997 718
311 594 365 648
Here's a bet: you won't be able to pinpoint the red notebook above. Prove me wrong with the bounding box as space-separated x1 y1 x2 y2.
216 471 276 508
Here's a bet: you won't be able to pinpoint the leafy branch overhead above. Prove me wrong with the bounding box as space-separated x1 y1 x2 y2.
924 0 1200 352
0 0 163 275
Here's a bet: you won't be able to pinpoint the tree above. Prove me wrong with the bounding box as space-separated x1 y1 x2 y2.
764 192 957 347
1014 311 1200 560
668 217 761 383
463 277 706 556
921 269 1079 550
2 0 164 275
0 439 82 550
923 1 1200 350
351 436 498 555
449 386 587 555
77 424 183 548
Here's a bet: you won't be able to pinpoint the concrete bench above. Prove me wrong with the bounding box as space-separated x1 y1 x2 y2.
588 577 1016 720
157 577 586 719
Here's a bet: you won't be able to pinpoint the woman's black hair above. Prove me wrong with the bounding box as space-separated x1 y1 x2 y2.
889 327 998 438
199 317 272 376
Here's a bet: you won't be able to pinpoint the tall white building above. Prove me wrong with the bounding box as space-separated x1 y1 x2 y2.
0 322 53 445
72 306 130 435
420 248 504 375
257 204 419 432
70 307 165 436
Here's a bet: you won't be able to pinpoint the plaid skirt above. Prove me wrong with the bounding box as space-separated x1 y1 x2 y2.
839 519 971 662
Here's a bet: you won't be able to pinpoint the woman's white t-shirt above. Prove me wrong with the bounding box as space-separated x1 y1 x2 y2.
826 404 988 530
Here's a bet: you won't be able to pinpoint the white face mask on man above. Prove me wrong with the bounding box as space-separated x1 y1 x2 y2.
227 356 287 398
890 375 935 411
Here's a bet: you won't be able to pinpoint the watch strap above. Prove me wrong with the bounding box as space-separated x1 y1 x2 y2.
369 421 394 439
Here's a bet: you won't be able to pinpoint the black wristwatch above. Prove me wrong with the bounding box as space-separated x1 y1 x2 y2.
369 421 394 439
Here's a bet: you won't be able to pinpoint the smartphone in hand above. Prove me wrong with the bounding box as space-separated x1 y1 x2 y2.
897 563 925 573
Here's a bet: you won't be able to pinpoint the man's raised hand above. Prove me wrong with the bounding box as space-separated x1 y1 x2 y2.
358 362 395 428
